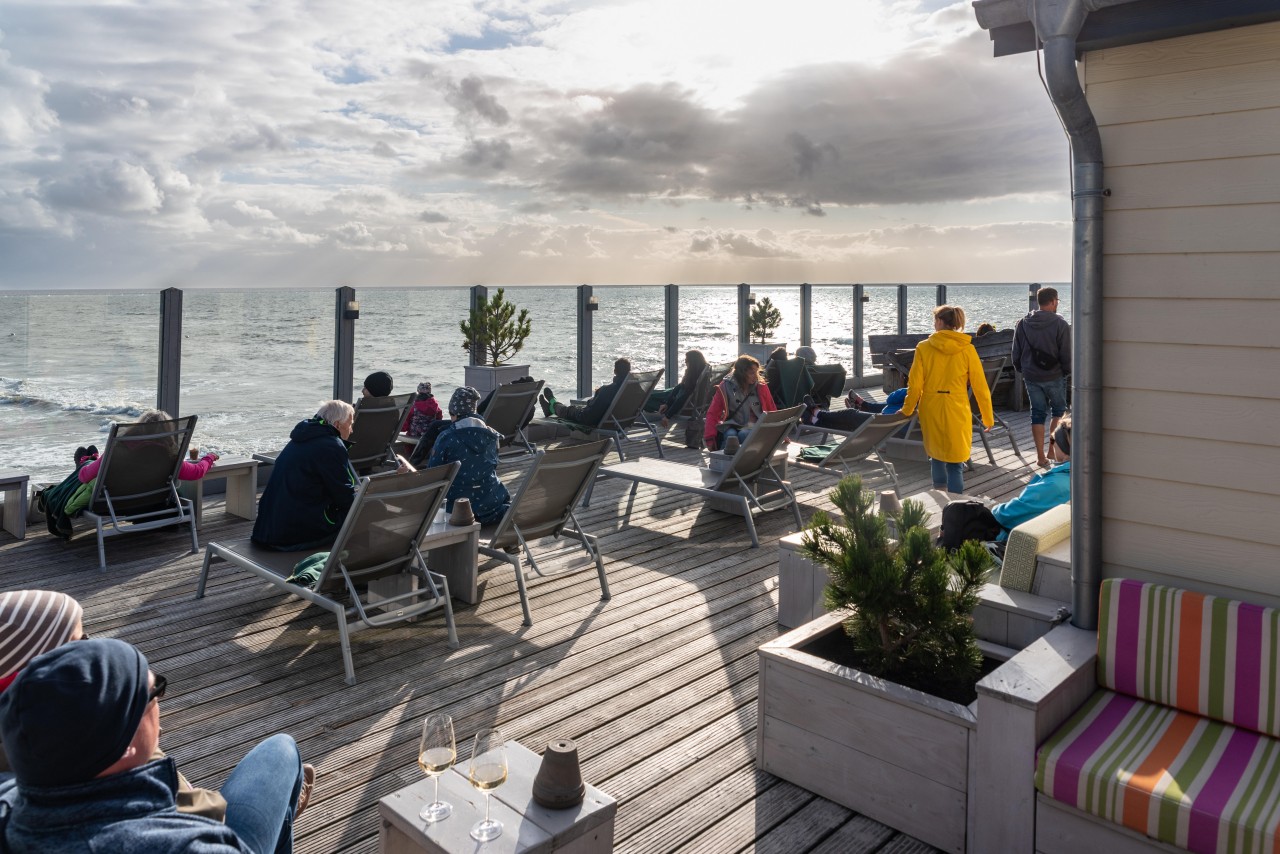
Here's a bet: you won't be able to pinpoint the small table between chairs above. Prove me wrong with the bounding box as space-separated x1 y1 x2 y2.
0 470 30 540
177 456 259 531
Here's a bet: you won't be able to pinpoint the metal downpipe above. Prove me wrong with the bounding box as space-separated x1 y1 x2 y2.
1033 0 1105 630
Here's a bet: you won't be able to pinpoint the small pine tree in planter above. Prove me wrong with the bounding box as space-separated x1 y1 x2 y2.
802 474 993 698
460 288 534 393
747 297 782 345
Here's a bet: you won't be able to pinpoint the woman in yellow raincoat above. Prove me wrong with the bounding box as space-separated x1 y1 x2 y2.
899 305 994 494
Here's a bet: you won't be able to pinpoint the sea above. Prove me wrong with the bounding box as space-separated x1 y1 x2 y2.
0 284 1070 485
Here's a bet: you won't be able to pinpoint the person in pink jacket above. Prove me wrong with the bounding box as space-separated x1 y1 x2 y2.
703 355 778 451
77 410 218 484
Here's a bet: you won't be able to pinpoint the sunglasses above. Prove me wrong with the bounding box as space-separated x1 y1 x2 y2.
148 674 168 704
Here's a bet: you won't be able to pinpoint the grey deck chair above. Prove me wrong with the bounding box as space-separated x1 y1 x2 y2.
81 414 200 570
481 379 544 459
971 355 1028 467
197 463 460 685
254 393 415 473
541 370 665 461
588 405 804 548
793 412 909 490
478 440 612 626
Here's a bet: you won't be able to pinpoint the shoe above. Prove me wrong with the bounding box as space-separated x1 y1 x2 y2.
801 395 820 425
502 545 521 554
296 763 316 818
846 392 865 410
538 391 552 418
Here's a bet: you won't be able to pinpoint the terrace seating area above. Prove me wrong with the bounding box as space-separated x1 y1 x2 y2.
0 386 1043 854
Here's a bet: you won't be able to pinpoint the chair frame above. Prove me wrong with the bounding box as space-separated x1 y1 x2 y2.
793 412 909 490
477 440 612 626
481 379 544 459
971 354 1027 467
348 392 417 473
540 370 666 461
81 414 200 570
196 464 461 685
587 405 804 548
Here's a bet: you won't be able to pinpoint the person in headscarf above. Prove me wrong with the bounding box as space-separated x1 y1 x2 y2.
0 590 230 820
402 381 442 437
426 387 511 524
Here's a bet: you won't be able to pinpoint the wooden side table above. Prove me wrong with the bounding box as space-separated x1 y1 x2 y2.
0 470 30 540
368 510 481 608
177 456 258 530
379 741 616 854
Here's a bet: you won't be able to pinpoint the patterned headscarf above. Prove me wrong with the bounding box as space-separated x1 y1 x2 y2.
0 590 84 682
417 381 433 396
449 386 481 418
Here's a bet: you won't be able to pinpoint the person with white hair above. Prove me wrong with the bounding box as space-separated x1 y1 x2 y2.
252 400 361 551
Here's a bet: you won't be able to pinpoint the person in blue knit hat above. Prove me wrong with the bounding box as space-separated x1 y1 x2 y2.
426 387 511 525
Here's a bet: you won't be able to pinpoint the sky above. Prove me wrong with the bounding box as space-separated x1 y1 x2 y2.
0 0 1072 290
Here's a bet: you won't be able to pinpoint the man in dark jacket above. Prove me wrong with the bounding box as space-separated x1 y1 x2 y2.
1012 286 1071 468
252 399 360 550
538 358 631 427
0 639 308 854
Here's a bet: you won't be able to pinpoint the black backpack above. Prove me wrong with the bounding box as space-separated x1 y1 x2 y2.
938 500 1002 550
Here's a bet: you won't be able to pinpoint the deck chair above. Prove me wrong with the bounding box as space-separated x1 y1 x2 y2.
481 379 544 459
589 405 804 548
197 464 460 685
971 355 1027 467
478 440 612 626
773 358 814 408
81 414 200 570
541 370 665 461
793 412 908 490
346 393 416 474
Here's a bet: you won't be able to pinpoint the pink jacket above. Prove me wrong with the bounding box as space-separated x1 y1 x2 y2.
78 454 218 484
704 381 777 448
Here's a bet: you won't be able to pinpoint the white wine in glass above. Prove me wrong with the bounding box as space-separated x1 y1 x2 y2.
468 728 508 842
417 714 455 822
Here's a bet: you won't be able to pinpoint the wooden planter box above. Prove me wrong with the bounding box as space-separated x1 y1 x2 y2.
757 610 978 853
463 363 531 395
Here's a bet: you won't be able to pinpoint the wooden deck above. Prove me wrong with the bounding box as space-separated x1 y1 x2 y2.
0 393 1042 854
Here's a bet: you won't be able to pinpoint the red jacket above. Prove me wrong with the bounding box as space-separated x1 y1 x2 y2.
704 381 776 449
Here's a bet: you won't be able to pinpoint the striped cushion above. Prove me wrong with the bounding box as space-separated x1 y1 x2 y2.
1037 690 1280 854
1098 579 1280 739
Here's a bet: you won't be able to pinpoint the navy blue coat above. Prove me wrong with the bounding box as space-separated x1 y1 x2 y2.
427 417 511 525
252 417 358 550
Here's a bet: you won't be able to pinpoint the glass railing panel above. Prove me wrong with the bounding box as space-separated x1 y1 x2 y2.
810 286 856 377
355 287 470 399
1 290 160 484
678 286 739 368
751 286 801 352
591 286 664 389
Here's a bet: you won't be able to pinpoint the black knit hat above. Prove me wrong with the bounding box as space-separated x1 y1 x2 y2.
0 638 151 788
363 371 394 398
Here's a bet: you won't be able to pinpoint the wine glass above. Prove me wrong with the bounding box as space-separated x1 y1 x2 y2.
468 728 508 842
417 714 455 822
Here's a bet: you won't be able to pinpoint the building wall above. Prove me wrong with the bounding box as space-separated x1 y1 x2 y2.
1084 20 1280 606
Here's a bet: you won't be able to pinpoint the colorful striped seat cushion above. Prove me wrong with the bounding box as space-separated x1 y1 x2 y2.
1098 578 1280 739
1037 689 1280 854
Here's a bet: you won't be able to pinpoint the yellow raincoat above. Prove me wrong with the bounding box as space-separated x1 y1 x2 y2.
899 329 994 464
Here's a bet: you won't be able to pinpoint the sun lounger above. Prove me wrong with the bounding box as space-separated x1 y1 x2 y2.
477 440 612 626
972 355 1027 466
588 405 804 548
81 414 200 569
481 379 544 459
793 412 909 490
255 392 415 474
196 464 461 685
540 370 665 461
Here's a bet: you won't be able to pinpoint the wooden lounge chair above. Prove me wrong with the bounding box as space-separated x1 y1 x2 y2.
196 464 461 685
478 440 612 626
793 412 909 490
540 370 666 461
255 392 415 474
480 379 544 459
81 414 200 570
588 405 804 548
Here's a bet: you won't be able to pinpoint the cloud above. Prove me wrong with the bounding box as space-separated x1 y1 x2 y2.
41 160 165 214
418 209 450 222
444 75 510 125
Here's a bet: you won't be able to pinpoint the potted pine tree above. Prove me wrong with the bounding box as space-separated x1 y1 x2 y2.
460 288 533 394
757 474 994 854
741 296 784 362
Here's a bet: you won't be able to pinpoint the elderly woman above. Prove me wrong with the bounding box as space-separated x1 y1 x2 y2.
427 387 511 525
252 399 365 551
703 355 777 451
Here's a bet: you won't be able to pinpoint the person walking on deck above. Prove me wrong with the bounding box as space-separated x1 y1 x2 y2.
899 305 993 495
1012 285 1071 468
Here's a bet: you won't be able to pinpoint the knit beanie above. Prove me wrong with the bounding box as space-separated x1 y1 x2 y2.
363 371 394 398
0 639 151 788
0 590 83 680
417 381 433 397
448 386 480 418
794 346 817 365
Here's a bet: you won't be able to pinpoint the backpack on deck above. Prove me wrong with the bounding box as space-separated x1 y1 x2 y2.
938 500 1001 550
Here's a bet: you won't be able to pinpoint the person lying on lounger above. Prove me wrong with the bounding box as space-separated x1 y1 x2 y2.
538 358 631 427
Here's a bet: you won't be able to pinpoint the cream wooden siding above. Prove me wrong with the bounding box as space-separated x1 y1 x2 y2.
1084 21 1280 607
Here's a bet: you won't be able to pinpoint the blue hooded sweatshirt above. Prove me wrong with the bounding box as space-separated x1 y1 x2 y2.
991 460 1071 541
427 416 511 525
252 417 359 550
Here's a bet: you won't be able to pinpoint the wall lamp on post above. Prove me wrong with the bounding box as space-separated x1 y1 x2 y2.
587 295 599 311
747 291 758 305
343 300 360 320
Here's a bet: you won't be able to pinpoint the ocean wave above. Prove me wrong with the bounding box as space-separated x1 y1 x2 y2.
0 377 144 417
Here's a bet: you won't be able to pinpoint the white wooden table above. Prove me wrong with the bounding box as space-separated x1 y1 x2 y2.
0 470 29 540
177 456 258 531
378 740 616 854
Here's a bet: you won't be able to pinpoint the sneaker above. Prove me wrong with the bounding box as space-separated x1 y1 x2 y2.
846 392 865 410
538 391 552 418
801 395 820 425
296 763 316 818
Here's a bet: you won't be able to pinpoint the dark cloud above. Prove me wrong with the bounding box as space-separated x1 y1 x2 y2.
418 210 450 223
444 74 510 125
456 137 512 171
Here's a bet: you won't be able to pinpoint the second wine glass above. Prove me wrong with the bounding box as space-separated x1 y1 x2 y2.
468 728 508 842
417 714 455 823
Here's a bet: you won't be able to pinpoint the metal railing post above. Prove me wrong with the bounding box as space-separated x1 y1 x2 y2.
800 283 812 348
468 285 488 367
664 284 679 386
577 284 594 399
852 285 865 380
936 284 947 307
897 284 908 333
1029 282 1040 314
738 283 751 349
157 287 182 416
334 286 356 401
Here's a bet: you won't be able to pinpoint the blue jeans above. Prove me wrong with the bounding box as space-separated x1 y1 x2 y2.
222 734 303 854
1024 377 1068 426
718 426 752 449
931 459 965 494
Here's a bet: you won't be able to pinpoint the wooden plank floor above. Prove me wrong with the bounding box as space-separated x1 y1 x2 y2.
0 392 1043 854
